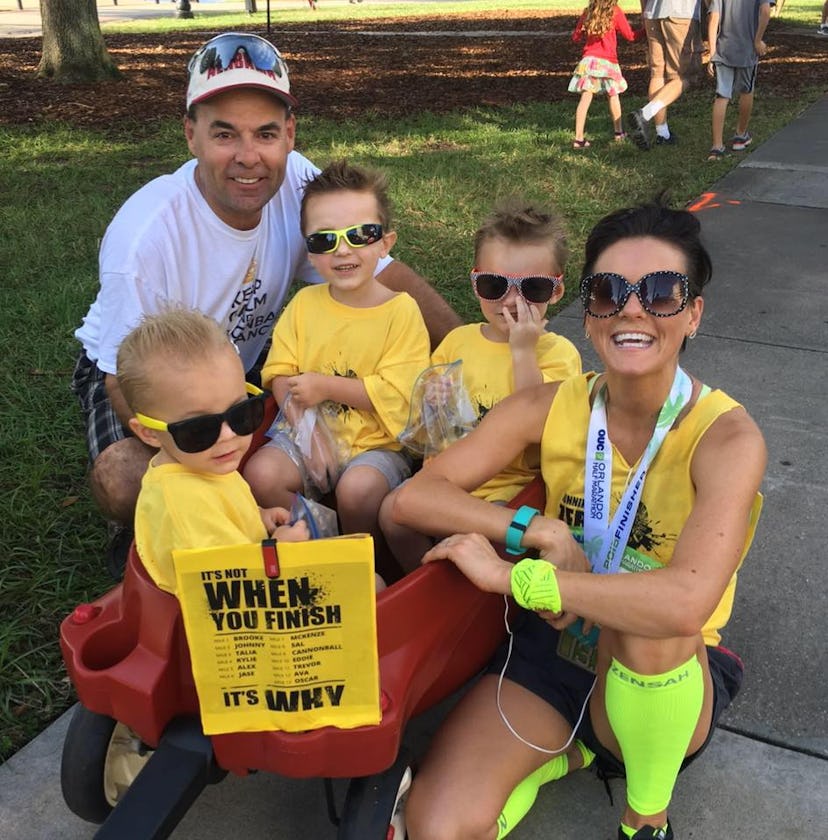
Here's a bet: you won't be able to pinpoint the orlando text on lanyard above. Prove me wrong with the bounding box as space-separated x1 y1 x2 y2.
583 366 692 575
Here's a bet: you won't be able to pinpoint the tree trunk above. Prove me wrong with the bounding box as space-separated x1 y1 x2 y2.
37 0 121 82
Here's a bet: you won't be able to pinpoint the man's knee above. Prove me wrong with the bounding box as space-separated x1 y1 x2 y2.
89 438 152 523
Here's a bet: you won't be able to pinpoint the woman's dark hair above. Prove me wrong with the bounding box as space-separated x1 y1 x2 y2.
581 198 713 298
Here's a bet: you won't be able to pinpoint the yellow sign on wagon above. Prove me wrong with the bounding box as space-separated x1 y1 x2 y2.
173 535 380 735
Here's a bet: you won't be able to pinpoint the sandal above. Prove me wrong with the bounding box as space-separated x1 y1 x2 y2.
707 146 727 161
614 131 627 142
573 139 591 149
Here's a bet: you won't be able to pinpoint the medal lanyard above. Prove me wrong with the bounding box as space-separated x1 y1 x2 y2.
583 367 692 575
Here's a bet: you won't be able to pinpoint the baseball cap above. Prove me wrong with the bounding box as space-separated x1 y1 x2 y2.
186 33 299 110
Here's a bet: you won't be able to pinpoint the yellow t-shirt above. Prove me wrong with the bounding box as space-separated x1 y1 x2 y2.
432 324 581 502
261 285 431 457
134 461 267 595
540 373 757 646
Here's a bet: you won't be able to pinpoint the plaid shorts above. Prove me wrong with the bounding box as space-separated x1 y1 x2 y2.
70 352 130 463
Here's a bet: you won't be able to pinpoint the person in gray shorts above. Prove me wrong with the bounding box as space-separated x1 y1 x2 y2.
706 0 771 159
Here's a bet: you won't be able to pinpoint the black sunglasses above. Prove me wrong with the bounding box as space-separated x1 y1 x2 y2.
135 384 267 454
305 224 384 255
471 271 562 305
580 270 690 318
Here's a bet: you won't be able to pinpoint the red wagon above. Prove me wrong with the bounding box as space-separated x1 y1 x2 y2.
59 397 543 839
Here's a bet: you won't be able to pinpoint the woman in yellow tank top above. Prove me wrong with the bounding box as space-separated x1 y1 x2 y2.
393 200 766 840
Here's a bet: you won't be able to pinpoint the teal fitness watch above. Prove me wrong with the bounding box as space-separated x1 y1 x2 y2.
505 505 540 556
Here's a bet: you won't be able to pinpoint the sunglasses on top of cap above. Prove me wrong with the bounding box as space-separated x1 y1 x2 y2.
188 33 288 79
580 270 690 319
135 383 267 454
471 270 562 305
305 224 384 255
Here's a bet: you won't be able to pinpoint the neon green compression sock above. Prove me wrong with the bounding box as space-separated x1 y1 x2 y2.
496 741 594 839
605 655 703 817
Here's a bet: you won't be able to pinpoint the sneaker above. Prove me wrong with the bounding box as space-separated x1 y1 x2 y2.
818 23 828 34
655 130 678 146
731 131 752 151
106 522 134 581
625 109 651 151
707 146 727 161
618 821 674 840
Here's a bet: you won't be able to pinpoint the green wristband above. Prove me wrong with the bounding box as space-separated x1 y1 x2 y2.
510 558 561 613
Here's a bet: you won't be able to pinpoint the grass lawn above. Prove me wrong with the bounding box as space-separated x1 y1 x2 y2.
0 0 825 762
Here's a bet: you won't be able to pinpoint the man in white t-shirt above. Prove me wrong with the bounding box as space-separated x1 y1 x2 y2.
72 33 460 570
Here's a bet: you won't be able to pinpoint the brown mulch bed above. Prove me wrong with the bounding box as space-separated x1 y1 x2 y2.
0 12 825 128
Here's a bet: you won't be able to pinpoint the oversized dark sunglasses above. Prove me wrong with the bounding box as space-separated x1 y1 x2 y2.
305 224 384 255
188 33 288 79
135 384 267 454
580 270 690 318
471 271 562 305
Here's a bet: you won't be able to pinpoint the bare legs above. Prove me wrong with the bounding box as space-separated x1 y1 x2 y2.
245 448 393 556
243 446 304 510
574 91 593 143
735 91 755 137
647 76 685 128
711 95 730 150
711 92 753 151
573 91 627 144
608 93 623 134
406 675 583 840
406 627 715 839
378 486 434 574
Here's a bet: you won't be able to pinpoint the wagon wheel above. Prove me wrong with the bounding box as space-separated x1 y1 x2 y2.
337 746 414 840
60 704 153 823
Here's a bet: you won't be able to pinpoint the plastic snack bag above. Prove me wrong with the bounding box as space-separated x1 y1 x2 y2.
398 361 477 460
290 494 340 539
267 395 345 495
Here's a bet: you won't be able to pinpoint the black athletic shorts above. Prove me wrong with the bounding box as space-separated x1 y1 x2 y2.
486 610 744 777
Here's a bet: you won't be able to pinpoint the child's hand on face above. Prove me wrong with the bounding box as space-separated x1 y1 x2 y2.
286 372 327 409
503 295 548 351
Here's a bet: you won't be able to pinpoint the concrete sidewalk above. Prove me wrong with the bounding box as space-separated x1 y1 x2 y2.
1 90 826 840
0 0 455 38
0 0 247 38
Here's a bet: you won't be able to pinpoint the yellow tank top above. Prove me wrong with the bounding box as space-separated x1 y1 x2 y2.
540 374 761 646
